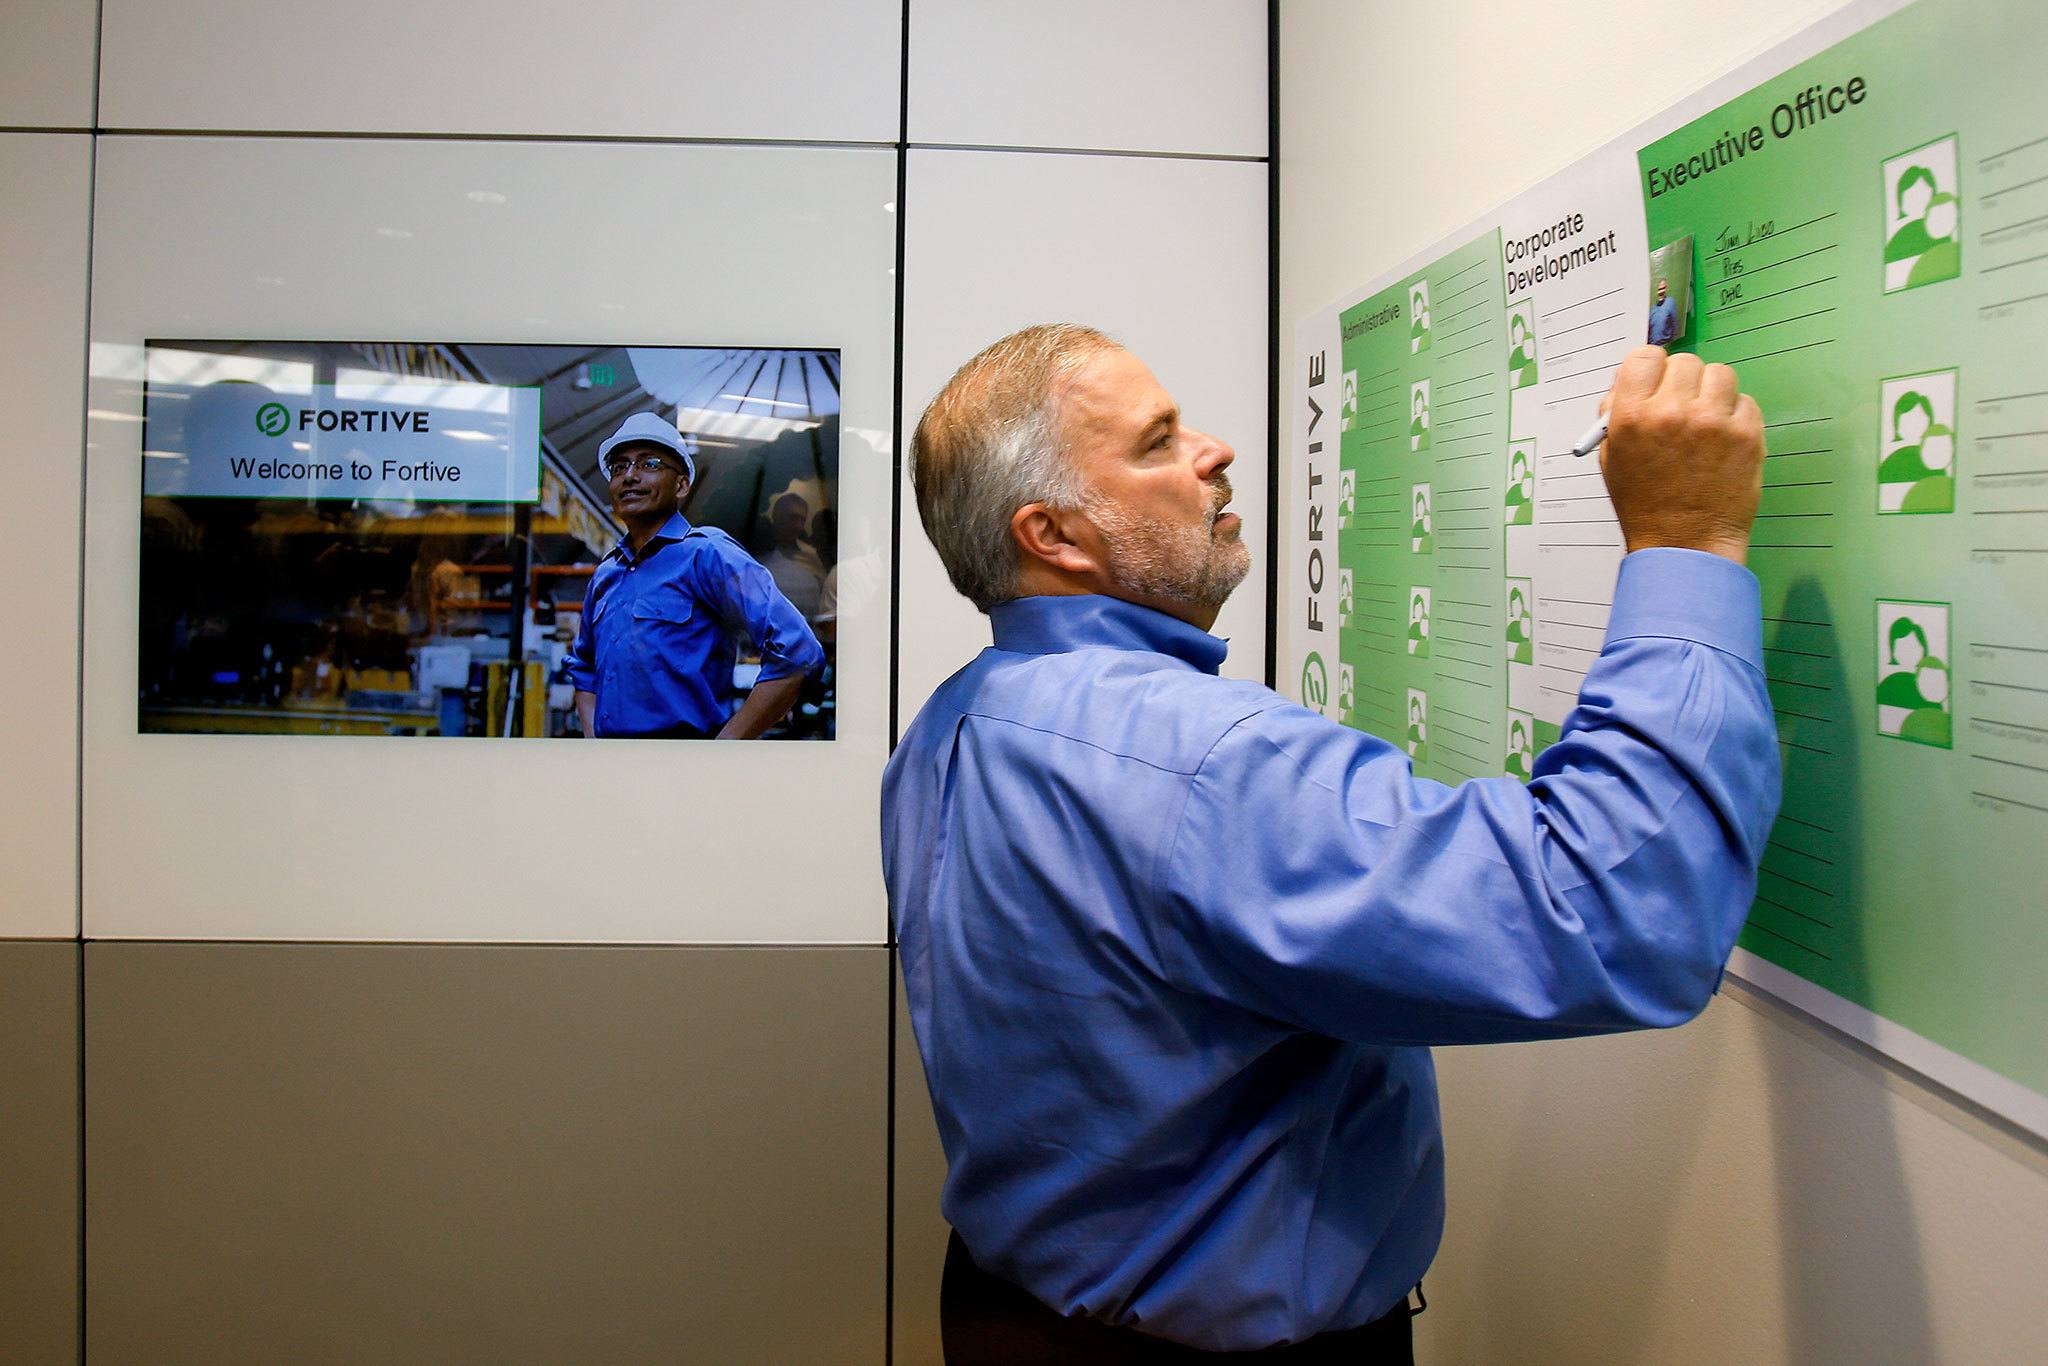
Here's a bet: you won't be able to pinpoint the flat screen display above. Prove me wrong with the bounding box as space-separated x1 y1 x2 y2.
139 340 843 740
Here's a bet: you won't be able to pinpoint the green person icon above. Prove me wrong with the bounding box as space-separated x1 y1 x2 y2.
1341 369 1359 431
1406 693 1431 763
1338 664 1355 722
1506 716 1533 782
1406 590 1431 657
1504 444 1534 525
1506 584 1533 664
1876 615 1952 747
1409 382 1431 452
1339 469 1357 529
1410 283 1432 354
1337 569 1354 628
1878 387 1956 513
1508 310 1538 388
1884 160 1961 291
1410 485 1433 554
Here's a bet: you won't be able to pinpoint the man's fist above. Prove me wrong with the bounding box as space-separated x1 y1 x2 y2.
1598 346 1765 565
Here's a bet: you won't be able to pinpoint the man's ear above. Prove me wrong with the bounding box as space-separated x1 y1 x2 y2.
1010 502 1099 577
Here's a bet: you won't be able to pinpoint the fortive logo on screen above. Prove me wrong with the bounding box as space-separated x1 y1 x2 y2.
254 402 290 437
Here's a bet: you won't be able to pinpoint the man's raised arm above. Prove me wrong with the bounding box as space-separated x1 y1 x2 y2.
1157 347 1779 1044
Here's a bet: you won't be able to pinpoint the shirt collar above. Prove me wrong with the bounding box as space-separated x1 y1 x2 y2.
988 594 1229 675
607 511 692 565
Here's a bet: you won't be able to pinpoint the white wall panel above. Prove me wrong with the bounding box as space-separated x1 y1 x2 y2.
909 0 1264 157
98 0 902 143
0 1 98 128
0 134 90 938
85 136 896 942
898 148 1268 723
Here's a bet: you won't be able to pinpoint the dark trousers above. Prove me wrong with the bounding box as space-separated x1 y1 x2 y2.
940 1231 1416 1364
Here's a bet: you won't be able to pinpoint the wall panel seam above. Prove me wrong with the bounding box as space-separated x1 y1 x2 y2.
887 6 913 1357
1263 0 1279 690
89 127 898 150
910 140 1266 164
79 11 103 1359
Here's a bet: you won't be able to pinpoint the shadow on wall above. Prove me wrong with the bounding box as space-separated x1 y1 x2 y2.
1759 576 1935 1364
1416 578 1936 1363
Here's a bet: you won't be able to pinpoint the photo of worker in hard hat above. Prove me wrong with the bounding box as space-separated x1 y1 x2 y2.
567 412 824 739
136 340 845 740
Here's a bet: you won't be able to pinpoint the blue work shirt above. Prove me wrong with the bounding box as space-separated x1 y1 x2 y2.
1649 294 1681 345
881 548 1778 1351
566 512 823 737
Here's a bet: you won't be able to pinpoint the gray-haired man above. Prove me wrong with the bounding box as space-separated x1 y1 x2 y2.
884 325 1777 1358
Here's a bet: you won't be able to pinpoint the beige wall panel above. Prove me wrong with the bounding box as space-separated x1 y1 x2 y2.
86 943 886 1364
909 0 1265 157
898 149 1270 721
98 0 902 143
84 135 895 943
0 133 89 938
0 0 97 128
891 955 947 1365
0 941 82 1366
1421 987 2048 1365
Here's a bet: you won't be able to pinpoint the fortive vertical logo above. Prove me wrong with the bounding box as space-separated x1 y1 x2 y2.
1300 651 1329 710
255 402 291 437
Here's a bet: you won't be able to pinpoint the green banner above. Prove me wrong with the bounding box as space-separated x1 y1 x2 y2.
1636 0 2045 1098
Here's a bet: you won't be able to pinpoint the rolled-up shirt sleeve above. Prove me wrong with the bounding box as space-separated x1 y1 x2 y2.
698 538 825 682
1157 548 1781 1046
563 581 599 692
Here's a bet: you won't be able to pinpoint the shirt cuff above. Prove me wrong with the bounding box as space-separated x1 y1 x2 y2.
1603 547 1763 671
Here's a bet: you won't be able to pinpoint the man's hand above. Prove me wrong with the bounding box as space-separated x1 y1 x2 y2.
717 673 805 739
574 689 596 738
1598 346 1764 565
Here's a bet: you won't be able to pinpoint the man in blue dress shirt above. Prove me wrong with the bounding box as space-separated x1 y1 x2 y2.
1648 277 1681 346
567 413 823 739
883 325 1776 1359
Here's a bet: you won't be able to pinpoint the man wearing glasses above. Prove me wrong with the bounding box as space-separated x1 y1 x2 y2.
567 412 823 739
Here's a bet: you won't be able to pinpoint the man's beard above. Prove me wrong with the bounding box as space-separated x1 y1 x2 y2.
1086 477 1251 614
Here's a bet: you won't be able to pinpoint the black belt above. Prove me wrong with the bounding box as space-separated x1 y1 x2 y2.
940 1230 1417 1364
599 719 710 739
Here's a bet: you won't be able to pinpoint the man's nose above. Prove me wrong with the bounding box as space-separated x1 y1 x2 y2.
1187 426 1235 478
